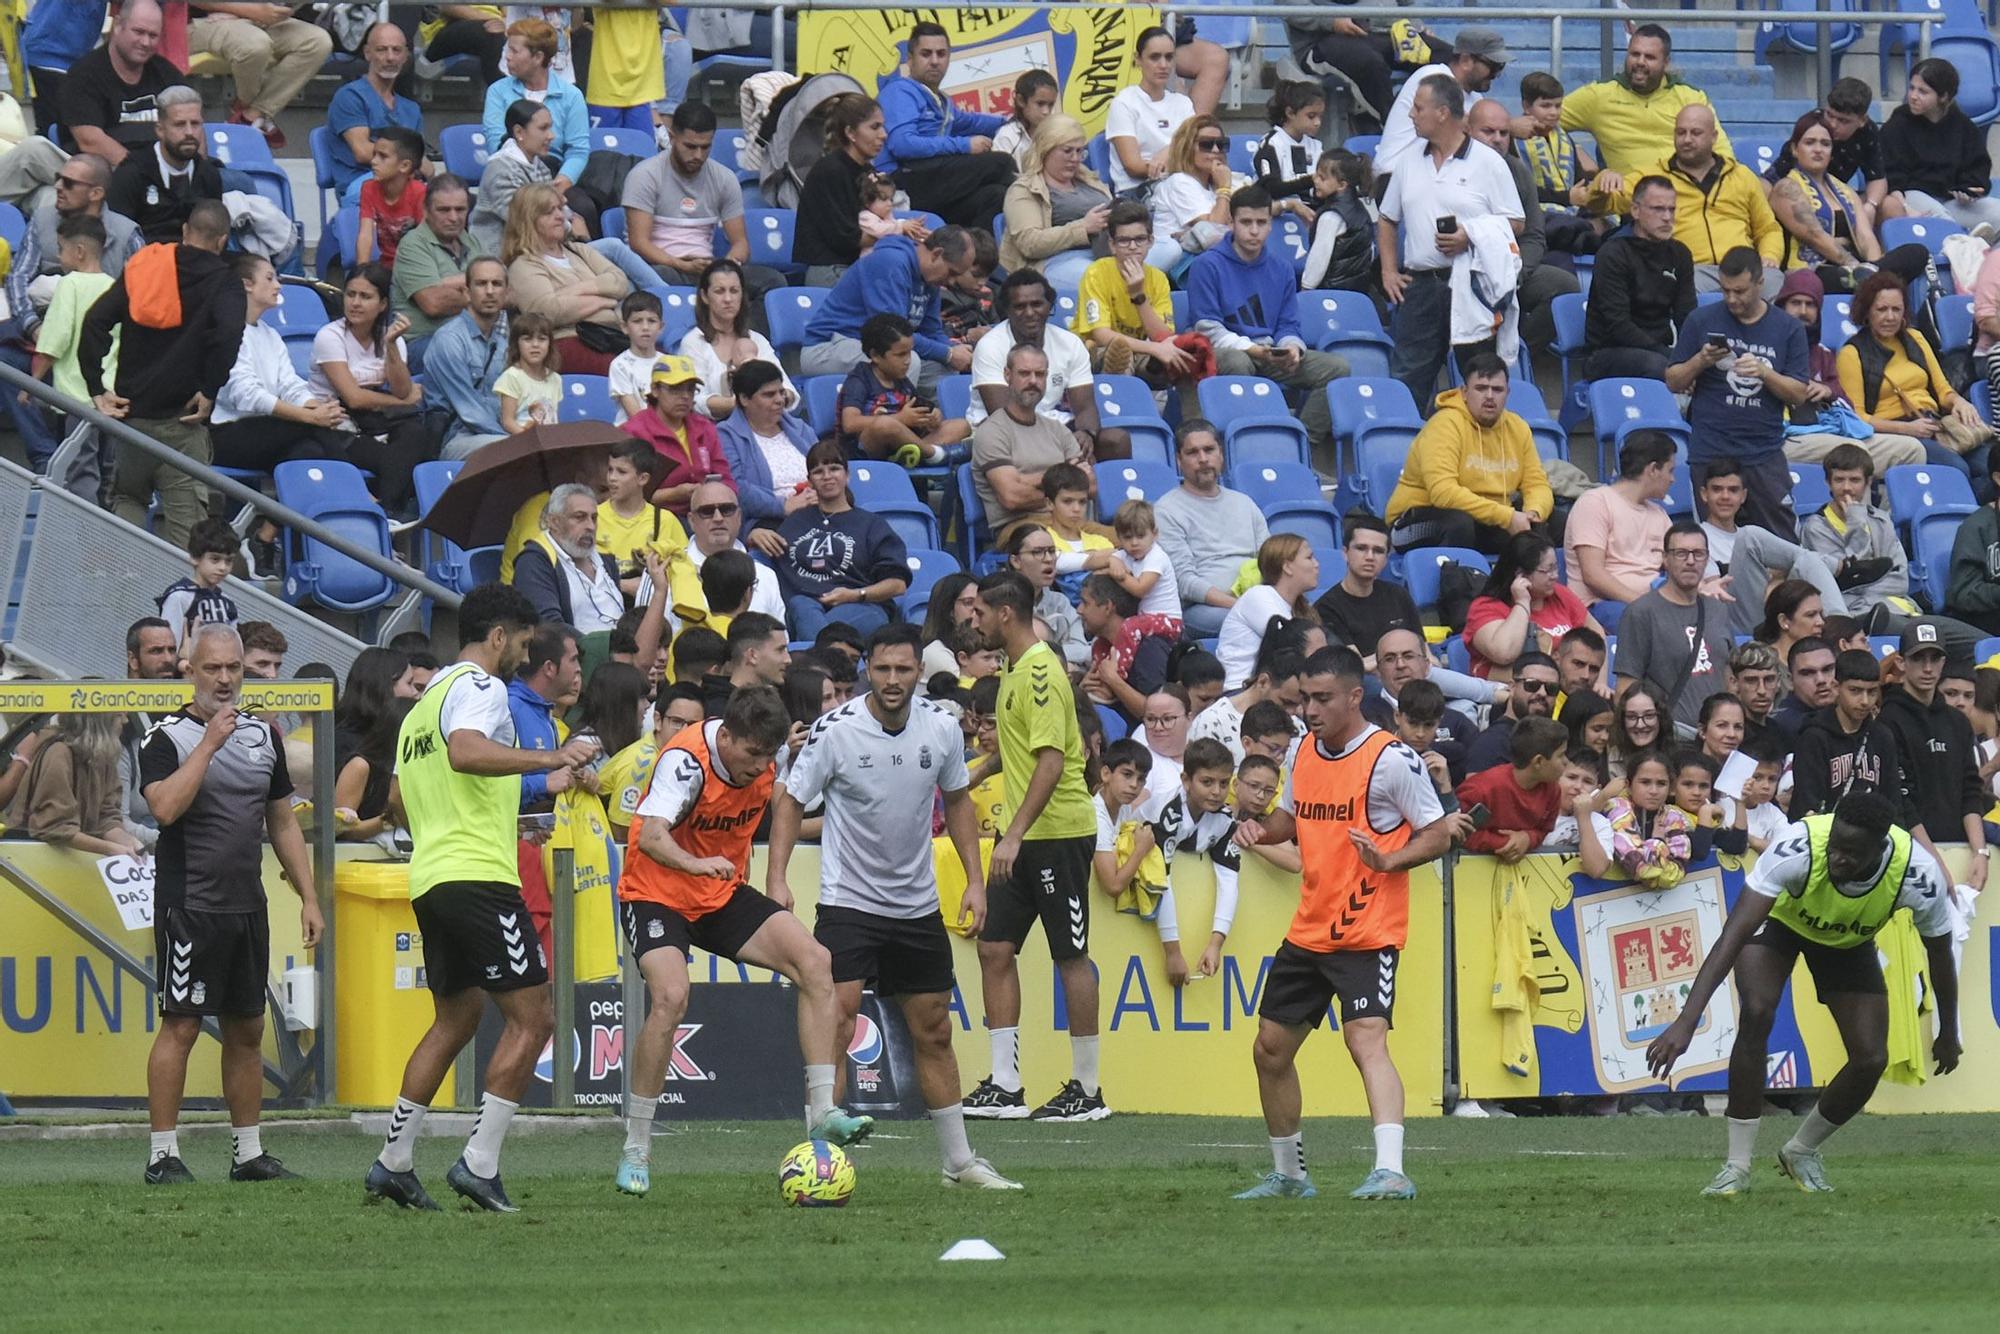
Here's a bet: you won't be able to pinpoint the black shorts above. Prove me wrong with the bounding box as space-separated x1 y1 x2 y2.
156 906 269 1018
622 885 784 963
817 905 956 996
412 881 550 996
979 834 1095 962
1748 917 1887 997
1257 940 1400 1028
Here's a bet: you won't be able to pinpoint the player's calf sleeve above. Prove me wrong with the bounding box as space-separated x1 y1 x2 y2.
1071 1034 1101 1096
1271 1133 1306 1180
624 1094 657 1157
1785 1107 1840 1154
1726 1116 1760 1170
1373 1123 1405 1175
930 1104 975 1172
378 1097 426 1172
462 1093 518 1177
804 1064 836 1128
991 1027 1021 1092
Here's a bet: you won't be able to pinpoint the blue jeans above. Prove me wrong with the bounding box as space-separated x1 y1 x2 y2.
1921 439 1973 478
1038 249 1096 291
0 318 60 468
588 238 664 293
787 594 890 641
658 34 692 115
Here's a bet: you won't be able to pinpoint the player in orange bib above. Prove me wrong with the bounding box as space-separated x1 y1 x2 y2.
612 686 869 1198
1233 646 1470 1202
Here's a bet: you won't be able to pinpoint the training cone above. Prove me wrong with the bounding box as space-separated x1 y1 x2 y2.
940 1239 1006 1262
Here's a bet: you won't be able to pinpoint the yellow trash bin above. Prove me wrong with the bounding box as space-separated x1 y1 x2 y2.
334 861 452 1106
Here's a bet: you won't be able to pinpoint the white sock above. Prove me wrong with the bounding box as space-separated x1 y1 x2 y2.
1726 1116 1760 1170
931 1104 975 1173
461 1093 517 1178
149 1130 179 1164
231 1125 263 1165
1373 1123 1405 1175
990 1026 1021 1093
378 1097 427 1173
1270 1132 1306 1180
1786 1107 1841 1154
804 1064 836 1130
1071 1034 1101 1096
623 1094 656 1158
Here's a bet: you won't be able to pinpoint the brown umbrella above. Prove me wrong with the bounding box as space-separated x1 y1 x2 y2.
420 421 628 549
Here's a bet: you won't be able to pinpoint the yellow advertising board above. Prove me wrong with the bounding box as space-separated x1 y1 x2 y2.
796 5 1160 137
0 680 334 714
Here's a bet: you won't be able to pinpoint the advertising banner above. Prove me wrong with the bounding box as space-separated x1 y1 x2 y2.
796 5 1159 137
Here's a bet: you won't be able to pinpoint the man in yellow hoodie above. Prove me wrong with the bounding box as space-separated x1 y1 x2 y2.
1539 25 1733 178
1385 353 1552 555
1584 105 1785 298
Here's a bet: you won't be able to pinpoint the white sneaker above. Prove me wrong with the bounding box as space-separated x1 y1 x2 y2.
944 1156 1023 1190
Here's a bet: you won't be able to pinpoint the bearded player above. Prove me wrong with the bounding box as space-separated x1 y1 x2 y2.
1647 794 1961 1195
613 686 871 1196
1232 646 1471 1201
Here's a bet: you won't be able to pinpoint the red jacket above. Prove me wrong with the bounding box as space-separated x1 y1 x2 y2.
1454 764 1564 852
622 408 735 516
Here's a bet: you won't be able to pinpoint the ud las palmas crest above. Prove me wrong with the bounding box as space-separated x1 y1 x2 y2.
1574 867 1736 1091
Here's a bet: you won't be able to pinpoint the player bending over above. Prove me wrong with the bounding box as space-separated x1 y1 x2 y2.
769 624 1021 1189
1647 794 1961 1195
614 686 871 1197
1232 646 1471 1201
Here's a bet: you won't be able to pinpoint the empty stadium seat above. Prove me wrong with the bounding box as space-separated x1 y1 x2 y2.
262 284 329 333
1550 291 1590 430
1404 547 1491 612
1911 510 1960 607
1821 293 1856 350
765 287 829 355
1235 461 1324 515
206 122 275 168
1884 463 1977 543
1091 376 1174 465
273 460 398 613
592 126 655 157
1095 459 1178 522
600 206 626 241
1939 294 1976 353
1507 383 1568 462
1295 290 1394 378
562 375 619 424
411 459 489 594
439 124 489 181
1588 378 1691 476
1789 464 1833 517
936 375 973 422
798 375 842 436
736 209 802 274
897 547 961 621
851 461 939 549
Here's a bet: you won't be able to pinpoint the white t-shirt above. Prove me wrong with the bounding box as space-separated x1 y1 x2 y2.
1374 63 1485 176
782 697 970 919
1142 747 1183 818
609 347 664 425
1380 136 1522 273
1743 819 1953 938
1093 791 1131 854
1105 84 1195 194
966 324 1094 427
1280 724 1445 835
636 720 750 825
310 321 409 396
1720 796 1788 848
679 327 796 420
433 664 516 746
1216 584 1295 688
1150 171 1218 241
1116 544 1181 619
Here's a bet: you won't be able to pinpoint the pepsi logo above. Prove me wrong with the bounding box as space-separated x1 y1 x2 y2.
533 1031 584 1084
846 1013 884 1066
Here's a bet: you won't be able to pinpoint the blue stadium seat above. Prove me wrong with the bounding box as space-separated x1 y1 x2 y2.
1096 703 1129 743
1884 463 1977 542
592 126 655 157
1882 0 1990 88
1588 378 1691 476
1086 133 1112 183
1977 634 2000 663
1095 459 1178 522
1228 133 1261 178
282 331 317 379
1911 511 1960 608
1789 463 1833 518
1507 382 1568 462
439 124 490 182
1266 504 1341 552
1363 451 1403 518
1821 293 1857 351
1931 34 2000 125
1327 376 1422 505
736 209 801 274
1295 290 1394 378
273 460 397 613
1199 374 1289 428
600 206 626 242
1730 136 1786 178
1271 213 1310 272
651 286 699 348
849 460 922 509
1868 635 1901 659
936 375 973 422
712 130 750 176
764 286 828 355
412 459 479 593
1091 376 1173 465
0 201 26 250
562 375 619 424
263 283 329 333
308 124 344 223
1881 215 1966 260
321 205 360 279
1939 294 1976 353
1170 289 1189 330
206 122 275 168
1404 547 1491 613
954 463 991 566
897 547 960 621
1343 134 1381 158
1550 291 1590 430
1235 460 1324 515
798 375 841 436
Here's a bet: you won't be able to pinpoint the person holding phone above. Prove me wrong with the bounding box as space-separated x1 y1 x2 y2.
310 262 432 514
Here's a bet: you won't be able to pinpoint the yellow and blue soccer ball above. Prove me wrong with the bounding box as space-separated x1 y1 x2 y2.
779 1139 855 1208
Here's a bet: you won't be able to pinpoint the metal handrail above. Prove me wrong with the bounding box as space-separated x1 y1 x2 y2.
0 362 462 612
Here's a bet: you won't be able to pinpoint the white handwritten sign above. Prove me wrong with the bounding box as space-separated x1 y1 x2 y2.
96 854 155 931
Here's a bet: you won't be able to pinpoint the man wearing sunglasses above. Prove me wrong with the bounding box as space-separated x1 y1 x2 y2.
686 478 787 622
7 154 143 321
1460 651 1560 774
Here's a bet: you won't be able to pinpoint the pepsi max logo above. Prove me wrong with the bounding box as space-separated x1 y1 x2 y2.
847 1013 884 1066
533 1031 584 1084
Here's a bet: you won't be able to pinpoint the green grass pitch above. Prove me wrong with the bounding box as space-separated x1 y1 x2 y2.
2 1114 1997 1331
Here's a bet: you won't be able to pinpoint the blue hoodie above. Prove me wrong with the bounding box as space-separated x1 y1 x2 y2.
1186 239 1308 352
715 406 819 523
874 72 1006 172
507 677 560 810
802 235 951 362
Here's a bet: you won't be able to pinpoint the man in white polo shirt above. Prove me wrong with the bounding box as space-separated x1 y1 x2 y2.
1372 28 1507 177
969 269 1129 460
1377 72 1523 414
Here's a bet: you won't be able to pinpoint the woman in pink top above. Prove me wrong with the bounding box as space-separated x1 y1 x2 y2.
1464 532 1604 679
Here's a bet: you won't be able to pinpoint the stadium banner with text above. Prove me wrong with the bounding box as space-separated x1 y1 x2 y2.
796 5 1160 137
0 680 334 715
0 844 321 1099
1453 852 2000 1108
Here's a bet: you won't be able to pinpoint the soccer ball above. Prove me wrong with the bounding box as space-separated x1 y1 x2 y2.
779 1139 855 1208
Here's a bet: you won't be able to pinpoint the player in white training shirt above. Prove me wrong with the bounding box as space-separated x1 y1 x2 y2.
768 624 1022 1190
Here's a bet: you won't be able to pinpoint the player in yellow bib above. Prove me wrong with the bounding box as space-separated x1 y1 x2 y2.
364 585 598 1214
962 571 1110 1122
1648 794 1962 1196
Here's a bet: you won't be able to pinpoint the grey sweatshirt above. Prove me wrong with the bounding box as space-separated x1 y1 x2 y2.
1154 486 1271 606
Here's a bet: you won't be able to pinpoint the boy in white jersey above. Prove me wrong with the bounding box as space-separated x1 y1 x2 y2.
768 624 1021 1189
